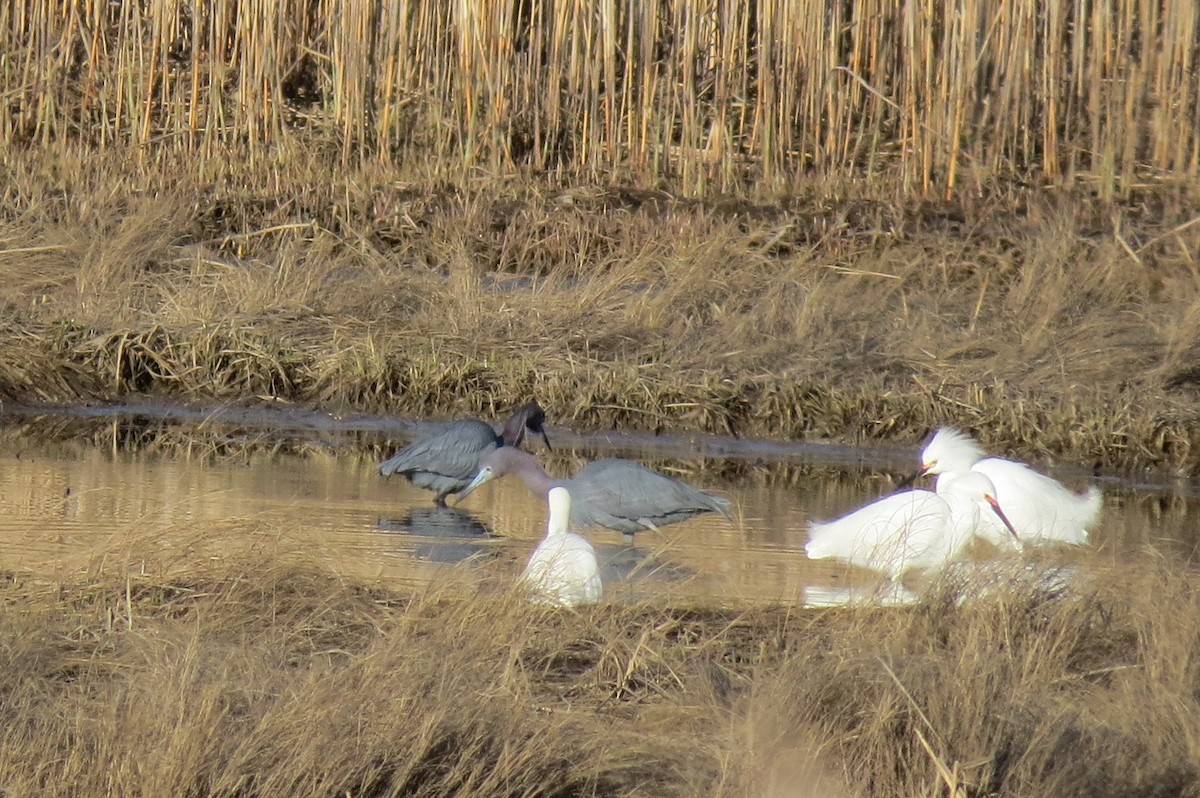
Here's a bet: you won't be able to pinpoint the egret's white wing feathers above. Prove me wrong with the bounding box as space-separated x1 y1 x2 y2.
522 487 602 607
920 427 1101 547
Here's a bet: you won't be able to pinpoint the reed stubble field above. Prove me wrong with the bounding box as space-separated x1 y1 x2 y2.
4 2 1200 794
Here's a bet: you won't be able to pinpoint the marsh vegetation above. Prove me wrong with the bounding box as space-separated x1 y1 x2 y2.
3 2 1200 793
2 0 1200 474
0 526 1197 798
3 175 1199 475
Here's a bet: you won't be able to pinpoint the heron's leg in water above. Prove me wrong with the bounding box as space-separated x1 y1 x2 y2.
434 491 450 508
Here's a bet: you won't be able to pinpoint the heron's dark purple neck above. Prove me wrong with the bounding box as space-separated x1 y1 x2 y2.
498 402 544 448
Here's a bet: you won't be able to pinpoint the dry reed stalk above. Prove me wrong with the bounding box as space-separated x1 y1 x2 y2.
4 0 1199 195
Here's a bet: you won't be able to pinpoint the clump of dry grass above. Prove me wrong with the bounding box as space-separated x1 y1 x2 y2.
2 166 1200 475
739 562 1200 797
2 524 1200 797
0 523 761 797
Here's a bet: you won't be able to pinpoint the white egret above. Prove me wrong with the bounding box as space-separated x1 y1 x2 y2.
522 487 603 607
805 471 1020 580
915 427 1101 548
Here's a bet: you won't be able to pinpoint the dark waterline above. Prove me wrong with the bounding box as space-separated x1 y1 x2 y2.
0 398 1180 493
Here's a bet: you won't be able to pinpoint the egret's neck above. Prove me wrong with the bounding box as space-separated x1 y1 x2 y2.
934 469 973 493
941 490 984 549
546 512 569 538
546 488 572 538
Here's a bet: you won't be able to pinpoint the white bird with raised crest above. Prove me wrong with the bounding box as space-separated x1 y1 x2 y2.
913 427 1101 548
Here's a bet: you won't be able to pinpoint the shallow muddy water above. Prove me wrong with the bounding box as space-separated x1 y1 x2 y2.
0 404 1197 606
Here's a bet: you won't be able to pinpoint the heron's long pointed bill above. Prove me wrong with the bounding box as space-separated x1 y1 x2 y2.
539 429 553 453
453 468 495 505
985 496 1023 549
893 465 929 492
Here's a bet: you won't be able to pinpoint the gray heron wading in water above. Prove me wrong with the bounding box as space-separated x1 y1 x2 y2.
378 402 551 506
456 446 734 541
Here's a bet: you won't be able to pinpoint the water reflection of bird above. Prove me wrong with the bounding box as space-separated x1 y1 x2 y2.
455 447 733 541
805 472 1021 580
378 402 552 506
376 506 495 564
803 582 920 608
377 506 492 537
593 543 695 586
522 487 603 607
911 427 1101 548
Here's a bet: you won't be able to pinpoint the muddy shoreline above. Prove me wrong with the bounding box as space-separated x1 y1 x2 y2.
1 398 1179 505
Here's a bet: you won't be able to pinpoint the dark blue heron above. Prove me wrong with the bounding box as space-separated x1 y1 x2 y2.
378 402 551 506
455 446 734 541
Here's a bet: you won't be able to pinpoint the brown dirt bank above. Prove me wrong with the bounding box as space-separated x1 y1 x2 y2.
2 158 1200 475
1 526 1198 797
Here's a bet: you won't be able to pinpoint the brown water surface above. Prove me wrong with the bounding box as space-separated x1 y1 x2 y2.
0 405 1195 606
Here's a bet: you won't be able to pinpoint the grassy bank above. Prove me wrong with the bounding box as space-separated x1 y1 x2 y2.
2 152 1200 475
4 0 1200 472
0 525 1196 797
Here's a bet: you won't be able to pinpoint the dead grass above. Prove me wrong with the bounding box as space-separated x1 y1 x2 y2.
3 0 1199 480
1 525 1199 797
2 159 1200 475
741 561 1200 797
4 0 1199 196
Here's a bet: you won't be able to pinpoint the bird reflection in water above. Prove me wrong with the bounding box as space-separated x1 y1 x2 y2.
593 543 694 586
376 506 497 564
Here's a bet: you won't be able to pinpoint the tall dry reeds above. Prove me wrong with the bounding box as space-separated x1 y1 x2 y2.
3 0 1197 195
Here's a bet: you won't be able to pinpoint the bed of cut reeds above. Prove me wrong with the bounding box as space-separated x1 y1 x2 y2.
1 522 1198 797
3 0 1198 197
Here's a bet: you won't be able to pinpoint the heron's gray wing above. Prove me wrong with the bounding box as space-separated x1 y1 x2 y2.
378 420 500 483
569 459 731 533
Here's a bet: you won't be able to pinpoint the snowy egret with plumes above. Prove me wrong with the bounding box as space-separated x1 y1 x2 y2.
913 427 1101 548
805 471 1020 580
522 487 603 607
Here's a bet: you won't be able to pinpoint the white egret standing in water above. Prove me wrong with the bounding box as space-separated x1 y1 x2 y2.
914 427 1101 548
522 487 603 607
805 471 1021 580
